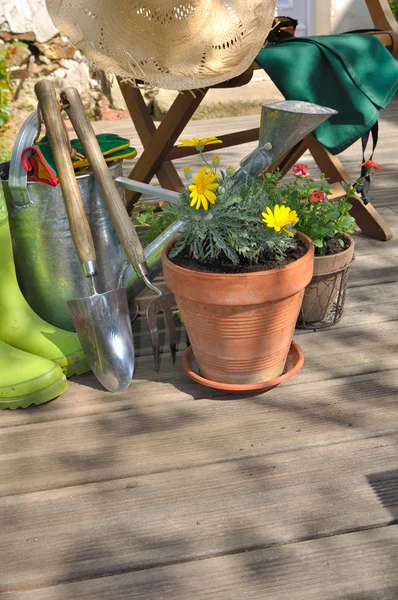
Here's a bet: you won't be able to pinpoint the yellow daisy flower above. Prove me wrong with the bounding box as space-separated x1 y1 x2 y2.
262 204 299 236
188 166 220 210
177 136 222 149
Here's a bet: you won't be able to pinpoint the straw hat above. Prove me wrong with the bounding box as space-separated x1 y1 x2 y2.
46 0 276 90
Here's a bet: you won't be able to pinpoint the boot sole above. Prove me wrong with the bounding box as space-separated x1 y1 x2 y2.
62 359 90 378
0 375 68 410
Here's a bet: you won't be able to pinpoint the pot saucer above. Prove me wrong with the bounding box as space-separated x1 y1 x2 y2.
182 342 304 394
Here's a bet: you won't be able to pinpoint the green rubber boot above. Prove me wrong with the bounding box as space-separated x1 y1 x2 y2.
0 186 89 377
0 340 68 410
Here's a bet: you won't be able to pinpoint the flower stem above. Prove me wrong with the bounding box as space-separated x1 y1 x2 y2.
199 150 213 171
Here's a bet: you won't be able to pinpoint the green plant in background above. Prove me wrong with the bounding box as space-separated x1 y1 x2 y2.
0 138 12 163
263 160 382 255
282 172 355 255
0 42 29 162
0 45 14 130
262 167 355 255
131 200 177 245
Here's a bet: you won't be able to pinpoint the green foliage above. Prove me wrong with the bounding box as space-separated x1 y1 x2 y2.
131 201 177 245
0 138 12 163
0 45 14 129
163 172 297 265
0 42 28 131
266 171 356 255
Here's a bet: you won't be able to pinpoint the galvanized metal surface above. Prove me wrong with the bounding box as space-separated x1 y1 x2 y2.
237 100 337 180
5 114 184 331
6 160 131 331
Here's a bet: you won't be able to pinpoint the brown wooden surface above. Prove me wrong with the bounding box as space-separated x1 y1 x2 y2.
4 100 398 599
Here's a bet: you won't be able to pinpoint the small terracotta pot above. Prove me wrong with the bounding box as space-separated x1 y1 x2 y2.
298 234 355 327
162 232 314 385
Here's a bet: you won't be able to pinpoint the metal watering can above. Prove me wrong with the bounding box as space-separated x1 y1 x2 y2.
4 100 335 332
4 110 180 331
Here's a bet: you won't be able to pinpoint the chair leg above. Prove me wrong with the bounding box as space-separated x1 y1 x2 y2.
120 84 206 211
118 81 186 204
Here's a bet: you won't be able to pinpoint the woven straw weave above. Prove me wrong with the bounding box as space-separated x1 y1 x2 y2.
46 0 276 90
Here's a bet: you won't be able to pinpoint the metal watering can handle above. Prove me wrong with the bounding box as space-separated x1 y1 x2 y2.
8 110 39 206
61 87 147 274
35 80 97 278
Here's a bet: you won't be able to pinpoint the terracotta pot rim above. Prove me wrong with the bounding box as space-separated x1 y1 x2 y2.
313 234 354 261
162 231 314 280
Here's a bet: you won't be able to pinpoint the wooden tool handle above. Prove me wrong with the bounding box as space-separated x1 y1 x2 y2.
61 87 146 270
34 80 97 274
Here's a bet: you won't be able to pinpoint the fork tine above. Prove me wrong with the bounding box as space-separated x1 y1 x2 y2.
147 293 177 365
151 332 161 373
146 301 161 372
162 294 178 364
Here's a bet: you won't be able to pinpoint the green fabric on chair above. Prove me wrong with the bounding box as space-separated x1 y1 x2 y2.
256 34 398 154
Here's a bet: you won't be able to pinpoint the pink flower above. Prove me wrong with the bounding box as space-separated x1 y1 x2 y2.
293 163 309 177
309 190 327 203
360 159 382 172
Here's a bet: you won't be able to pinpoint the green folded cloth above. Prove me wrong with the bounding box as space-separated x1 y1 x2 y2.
256 34 398 154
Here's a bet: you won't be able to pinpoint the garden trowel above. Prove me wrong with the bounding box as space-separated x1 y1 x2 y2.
34 80 135 392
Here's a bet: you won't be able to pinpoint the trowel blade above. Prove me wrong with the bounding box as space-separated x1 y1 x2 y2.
68 287 135 392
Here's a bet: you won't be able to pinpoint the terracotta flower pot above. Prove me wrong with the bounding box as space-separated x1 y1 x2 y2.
298 234 355 327
162 232 314 385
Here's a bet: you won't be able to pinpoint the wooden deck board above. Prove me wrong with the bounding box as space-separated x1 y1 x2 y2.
7 527 398 600
2 99 398 598
2 435 398 592
1 359 398 497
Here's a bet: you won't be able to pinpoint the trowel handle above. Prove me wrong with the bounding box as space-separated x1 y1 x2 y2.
61 87 146 271
34 81 97 277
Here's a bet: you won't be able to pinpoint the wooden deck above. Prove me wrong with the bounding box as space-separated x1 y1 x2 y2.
2 99 398 599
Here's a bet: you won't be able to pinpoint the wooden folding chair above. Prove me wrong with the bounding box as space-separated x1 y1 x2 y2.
119 0 398 241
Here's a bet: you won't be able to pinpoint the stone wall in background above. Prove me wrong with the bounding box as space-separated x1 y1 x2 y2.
0 0 57 43
0 0 127 118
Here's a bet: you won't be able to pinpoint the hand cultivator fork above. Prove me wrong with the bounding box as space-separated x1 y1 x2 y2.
138 265 177 371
